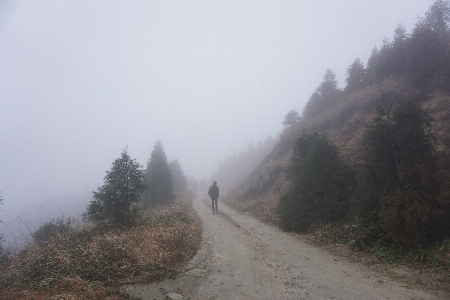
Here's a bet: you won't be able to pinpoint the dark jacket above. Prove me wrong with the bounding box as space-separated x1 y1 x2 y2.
208 184 219 199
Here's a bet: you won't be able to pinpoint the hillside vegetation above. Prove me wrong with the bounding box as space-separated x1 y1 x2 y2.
0 199 201 300
224 0 450 280
0 142 202 299
209 136 276 196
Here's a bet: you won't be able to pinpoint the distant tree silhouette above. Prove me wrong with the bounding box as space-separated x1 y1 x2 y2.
282 109 301 127
142 140 175 206
389 23 409 76
417 0 450 32
83 148 145 228
303 69 341 119
364 1 450 92
318 69 340 101
365 46 381 84
169 159 188 196
345 58 365 93
366 37 404 85
393 23 409 44
407 0 450 91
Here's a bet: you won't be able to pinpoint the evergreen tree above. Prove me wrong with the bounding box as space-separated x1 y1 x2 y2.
389 23 409 77
302 69 341 119
360 101 449 246
282 109 301 127
302 91 322 119
417 0 450 32
142 140 175 205
345 58 365 93
393 23 409 44
359 102 399 221
277 132 354 232
407 0 450 91
83 148 145 228
365 46 381 84
317 69 340 101
169 159 188 195
365 24 409 86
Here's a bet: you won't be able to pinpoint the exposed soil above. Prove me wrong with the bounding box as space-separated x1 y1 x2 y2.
122 196 446 300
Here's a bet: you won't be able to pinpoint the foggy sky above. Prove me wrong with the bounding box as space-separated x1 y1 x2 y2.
0 0 433 245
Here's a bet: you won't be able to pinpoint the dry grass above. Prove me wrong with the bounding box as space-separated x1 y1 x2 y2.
304 222 450 295
224 148 292 227
0 197 202 300
223 85 450 295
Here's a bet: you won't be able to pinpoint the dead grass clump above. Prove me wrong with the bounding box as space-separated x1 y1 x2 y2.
0 198 202 300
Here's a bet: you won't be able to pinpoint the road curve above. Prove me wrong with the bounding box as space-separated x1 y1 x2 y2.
122 196 443 300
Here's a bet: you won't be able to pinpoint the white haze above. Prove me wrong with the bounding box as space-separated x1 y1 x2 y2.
0 0 433 248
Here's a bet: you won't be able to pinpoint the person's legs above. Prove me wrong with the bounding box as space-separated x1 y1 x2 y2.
215 198 218 213
211 199 215 214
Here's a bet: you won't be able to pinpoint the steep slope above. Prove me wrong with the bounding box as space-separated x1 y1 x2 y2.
224 77 450 225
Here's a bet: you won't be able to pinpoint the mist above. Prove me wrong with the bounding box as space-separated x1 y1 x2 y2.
0 0 434 248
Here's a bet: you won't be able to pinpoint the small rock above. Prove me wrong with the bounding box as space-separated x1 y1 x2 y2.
167 292 183 300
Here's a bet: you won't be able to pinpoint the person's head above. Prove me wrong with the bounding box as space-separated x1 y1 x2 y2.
213 181 217 185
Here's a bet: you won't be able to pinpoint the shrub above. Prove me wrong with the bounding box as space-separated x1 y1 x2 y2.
32 216 76 243
359 100 450 247
277 132 355 232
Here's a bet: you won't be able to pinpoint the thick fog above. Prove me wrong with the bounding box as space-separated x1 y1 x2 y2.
0 0 433 248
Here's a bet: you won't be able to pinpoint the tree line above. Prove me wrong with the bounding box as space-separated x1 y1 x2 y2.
83 140 187 229
303 0 450 120
279 101 450 247
278 0 450 248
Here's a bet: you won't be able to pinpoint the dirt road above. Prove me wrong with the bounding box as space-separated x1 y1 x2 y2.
122 196 444 300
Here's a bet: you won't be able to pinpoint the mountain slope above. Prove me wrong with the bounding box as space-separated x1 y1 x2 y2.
224 76 450 226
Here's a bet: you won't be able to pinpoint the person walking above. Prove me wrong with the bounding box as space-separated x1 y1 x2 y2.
208 181 219 215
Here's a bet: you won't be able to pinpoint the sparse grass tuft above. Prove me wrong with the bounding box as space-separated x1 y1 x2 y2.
0 196 202 300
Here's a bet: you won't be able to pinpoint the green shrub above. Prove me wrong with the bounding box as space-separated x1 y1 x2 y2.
359 100 450 247
277 132 355 232
32 216 76 243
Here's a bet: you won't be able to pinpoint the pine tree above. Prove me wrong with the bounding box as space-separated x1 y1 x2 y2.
83 148 145 228
302 69 341 119
418 0 450 32
277 132 354 232
345 58 365 93
282 109 301 127
318 69 340 101
407 0 450 91
169 159 188 196
142 140 175 206
360 101 449 246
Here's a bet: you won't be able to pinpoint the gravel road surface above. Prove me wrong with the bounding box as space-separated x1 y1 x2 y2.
122 196 443 300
